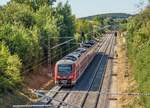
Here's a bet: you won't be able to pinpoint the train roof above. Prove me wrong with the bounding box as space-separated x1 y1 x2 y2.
56 39 96 65
70 52 81 57
56 51 81 64
56 59 75 65
74 48 86 54
67 53 80 58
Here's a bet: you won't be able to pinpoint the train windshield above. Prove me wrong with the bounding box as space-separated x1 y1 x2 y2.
58 64 72 75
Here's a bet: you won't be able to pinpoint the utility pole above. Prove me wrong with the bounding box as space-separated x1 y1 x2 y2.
48 34 52 77
47 37 75 77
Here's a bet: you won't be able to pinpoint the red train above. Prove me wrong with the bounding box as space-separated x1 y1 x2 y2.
54 40 98 86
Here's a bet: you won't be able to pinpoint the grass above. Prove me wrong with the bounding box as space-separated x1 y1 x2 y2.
127 40 150 108
0 91 30 108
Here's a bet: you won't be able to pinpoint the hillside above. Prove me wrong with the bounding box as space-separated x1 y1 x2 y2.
81 13 132 20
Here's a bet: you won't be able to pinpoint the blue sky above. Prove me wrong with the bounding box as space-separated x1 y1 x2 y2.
0 0 10 5
0 0 149 18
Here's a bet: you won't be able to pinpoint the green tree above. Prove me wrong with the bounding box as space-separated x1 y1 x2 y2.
0 43 22 93
127 6 150 107
75 19 94 41
55 2 76 54
35 5 59 58
56 2 76 38
93 16 104 26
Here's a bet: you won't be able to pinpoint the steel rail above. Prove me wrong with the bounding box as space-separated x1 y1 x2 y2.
54 36 108 108
60 35 111 108
103 34 116 108
93 34 115 108
34 90 80 108
80 35 113 108
86 34 114 108
49 35 109 108
36 35 108 108
57 35 110 108
59 34 110 107
45 38 103 106
35 85 63 105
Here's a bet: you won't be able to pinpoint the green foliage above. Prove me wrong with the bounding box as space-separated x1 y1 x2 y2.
93 16 104 26
56 2 76 38
12 0 56 11
76 19 93 33
0 0 96 97
75 19 94 42
55 2 76 55
35 5 59 57
118 19 128 32
127 6 150 107
0 0 77 94
0 43 22 93
0 24 42 68
82 13 131 20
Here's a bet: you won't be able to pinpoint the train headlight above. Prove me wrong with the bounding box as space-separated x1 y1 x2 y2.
57 76 61 79
69 75 74 79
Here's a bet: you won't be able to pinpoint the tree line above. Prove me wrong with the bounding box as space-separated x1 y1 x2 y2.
127 5 150 107
0 0 98 94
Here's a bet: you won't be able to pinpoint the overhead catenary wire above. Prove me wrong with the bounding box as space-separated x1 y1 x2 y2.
22 28 102 74
23 40 78 73
50 38 75 49
21 30 100 74
34 90 150 96
51 34 108 108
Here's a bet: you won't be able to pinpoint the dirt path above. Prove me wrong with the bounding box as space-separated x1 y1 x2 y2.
24 65 54 90
107 32 129 108
116 32 129 108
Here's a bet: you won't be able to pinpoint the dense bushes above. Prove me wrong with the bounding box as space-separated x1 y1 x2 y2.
0 0 97 94
127 6 150 107
0 0 76 93
0 43 22 93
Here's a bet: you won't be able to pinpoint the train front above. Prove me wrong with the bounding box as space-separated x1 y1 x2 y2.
54 59 76 86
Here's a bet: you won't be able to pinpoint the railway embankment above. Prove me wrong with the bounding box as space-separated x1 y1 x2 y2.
107 32 143 108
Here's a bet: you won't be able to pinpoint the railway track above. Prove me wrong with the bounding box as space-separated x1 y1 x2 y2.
48 35 109 108
37 33 116 108
93 33 115 108
76 34 114 108
81 36 114 108
62 37 110 108
94 34 115 108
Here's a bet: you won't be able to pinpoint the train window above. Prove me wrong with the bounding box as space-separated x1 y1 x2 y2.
76 48 86 53
71 52 81 57
115 32 117 37
83 44 92 48
64 56 77 61
58 64 72 75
